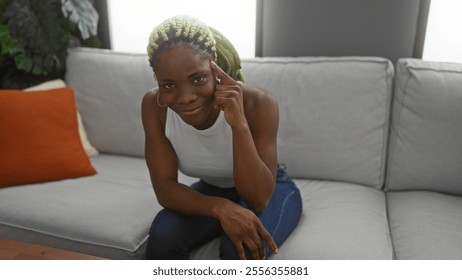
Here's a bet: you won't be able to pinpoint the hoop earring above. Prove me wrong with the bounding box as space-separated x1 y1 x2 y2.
157 92 167 108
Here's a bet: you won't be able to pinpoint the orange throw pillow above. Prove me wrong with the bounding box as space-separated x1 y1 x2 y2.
0 87 97 188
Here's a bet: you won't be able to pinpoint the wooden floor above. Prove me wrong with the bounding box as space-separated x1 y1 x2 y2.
0 238 106 260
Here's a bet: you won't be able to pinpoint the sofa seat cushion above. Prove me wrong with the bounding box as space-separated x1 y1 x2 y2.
0 154 156 259
191 179 393 260
387 191 462 260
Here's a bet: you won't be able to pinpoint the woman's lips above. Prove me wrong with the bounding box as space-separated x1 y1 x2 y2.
178 104 204 114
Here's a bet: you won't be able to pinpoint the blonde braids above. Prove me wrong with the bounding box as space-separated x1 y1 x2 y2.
147 15 243 82
147 16 216 71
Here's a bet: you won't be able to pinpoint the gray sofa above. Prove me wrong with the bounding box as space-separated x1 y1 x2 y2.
1 47 461 260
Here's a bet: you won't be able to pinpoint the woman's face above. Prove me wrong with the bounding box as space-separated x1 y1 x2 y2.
155 44 218 130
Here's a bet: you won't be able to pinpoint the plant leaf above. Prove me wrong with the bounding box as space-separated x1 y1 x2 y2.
3 0 69 74
14 52 33 72
60 0 98 40
0 23 14 56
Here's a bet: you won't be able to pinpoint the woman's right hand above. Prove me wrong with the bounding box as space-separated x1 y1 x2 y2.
214 200 278 260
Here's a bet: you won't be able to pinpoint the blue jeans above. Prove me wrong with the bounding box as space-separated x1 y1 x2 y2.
146 168 302 259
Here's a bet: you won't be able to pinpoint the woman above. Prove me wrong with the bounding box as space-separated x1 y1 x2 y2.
142 15 302 260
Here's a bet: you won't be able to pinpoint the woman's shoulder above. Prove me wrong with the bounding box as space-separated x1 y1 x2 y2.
142 88 168 128
142 88 158 105
242 84 278 113
242 84 278 129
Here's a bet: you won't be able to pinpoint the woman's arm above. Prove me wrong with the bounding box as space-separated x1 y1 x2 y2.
212 62 279 213
233 86 278 212
142 91 227 217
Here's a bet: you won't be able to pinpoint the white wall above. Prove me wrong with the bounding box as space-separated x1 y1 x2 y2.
107 0 256 58
108 1 462 64
423 0 462 63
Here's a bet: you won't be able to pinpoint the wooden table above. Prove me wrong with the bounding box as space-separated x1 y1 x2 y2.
0 238 106 260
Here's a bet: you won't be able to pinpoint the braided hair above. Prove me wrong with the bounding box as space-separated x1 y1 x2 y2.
147 15 244 81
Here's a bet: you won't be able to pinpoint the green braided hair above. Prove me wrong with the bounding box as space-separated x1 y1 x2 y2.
147 15 244 82
209 26 244 82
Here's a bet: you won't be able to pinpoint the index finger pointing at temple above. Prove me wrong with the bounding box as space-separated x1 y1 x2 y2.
211 61 237 86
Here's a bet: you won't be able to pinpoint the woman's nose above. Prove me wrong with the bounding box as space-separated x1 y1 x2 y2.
177 86 197 104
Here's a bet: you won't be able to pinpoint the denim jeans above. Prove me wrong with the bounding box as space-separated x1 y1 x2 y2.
146 168 302 259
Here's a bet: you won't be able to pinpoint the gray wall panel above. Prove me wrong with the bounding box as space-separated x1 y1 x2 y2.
257 0 430 63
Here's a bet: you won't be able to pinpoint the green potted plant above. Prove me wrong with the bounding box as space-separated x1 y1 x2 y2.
0 0 100 89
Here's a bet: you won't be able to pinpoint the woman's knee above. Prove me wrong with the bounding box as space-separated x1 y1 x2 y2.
146 208 222 259
145 211 189 259
276 180 302 226
253 178 302 249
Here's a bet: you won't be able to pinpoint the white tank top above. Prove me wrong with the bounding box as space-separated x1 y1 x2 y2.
165 108 235 188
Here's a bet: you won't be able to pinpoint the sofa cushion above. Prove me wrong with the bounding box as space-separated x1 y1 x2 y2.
190 179 393 259
65 48 156 157
0 155 156 259
0 88 96 188
387 191 462 259
66 50 393 188
386 59 462 194
241 57 394 188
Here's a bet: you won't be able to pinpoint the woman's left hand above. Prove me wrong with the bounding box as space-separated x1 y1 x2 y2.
215 200 279 260
211 61 247 128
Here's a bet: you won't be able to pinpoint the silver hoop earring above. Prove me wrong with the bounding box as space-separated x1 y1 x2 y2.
157 92 167 108
215 76 221 84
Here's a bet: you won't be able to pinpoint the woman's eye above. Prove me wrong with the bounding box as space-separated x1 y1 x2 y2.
162 83 175 89
193 76 206 84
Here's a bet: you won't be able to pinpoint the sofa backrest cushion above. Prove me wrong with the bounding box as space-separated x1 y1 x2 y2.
386 59 462 195
66 49 393 188
241 57 393 188
66 48 155 157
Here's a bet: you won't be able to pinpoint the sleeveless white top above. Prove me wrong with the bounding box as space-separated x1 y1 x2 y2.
165 108 235 188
